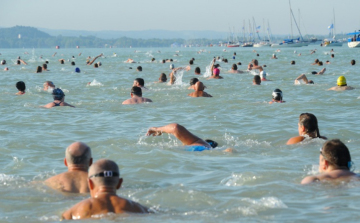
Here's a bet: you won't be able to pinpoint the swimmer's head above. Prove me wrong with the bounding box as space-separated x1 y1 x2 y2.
308 80 314 84
190 78 199 86
88 159 121 188
94 63 99 68
318 61 323 66
137 66 142 71
291 61 295 65
42 64 47 69
314 59 319 63
159 73 167 82
337 76 347 86
75 67 81 73
170 64 175 70
351 59 356 65
71 61 75 66
232 64 238 70
260 71 266 79
17 60 21 65
195 67 201 74
189 59 194 65
253 75 261 85
36 66 42 73
1 60 6 65
52 88 65 100
16 81 26 92
194 81 204 91
320 139 352 171
4 67 8 71
205 139 218 148
131 86 142 97
299 113 320 137
134 78 145 87
237 62 242 65
65 142 92 167
272 88 282 101
151 58 155 61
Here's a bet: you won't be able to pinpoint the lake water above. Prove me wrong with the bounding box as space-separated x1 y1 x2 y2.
0 44 360 222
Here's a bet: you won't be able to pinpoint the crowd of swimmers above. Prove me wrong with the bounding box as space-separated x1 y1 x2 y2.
2 48 360 219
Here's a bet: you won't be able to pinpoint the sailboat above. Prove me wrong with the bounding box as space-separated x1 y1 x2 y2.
254 19 271 47
242 20 254 47
271 0 305 48
322 9 343 47
227 27 240 47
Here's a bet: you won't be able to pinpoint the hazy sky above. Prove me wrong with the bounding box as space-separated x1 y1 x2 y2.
2 0 360 35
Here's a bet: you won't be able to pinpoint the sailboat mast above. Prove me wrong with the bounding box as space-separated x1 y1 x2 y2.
333 8 336 38
289 0 293 38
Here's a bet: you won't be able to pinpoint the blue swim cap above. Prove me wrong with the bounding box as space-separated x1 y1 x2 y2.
75 67 80 73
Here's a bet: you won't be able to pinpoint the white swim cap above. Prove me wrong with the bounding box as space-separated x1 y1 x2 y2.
260 71 266 79
170 64 175 69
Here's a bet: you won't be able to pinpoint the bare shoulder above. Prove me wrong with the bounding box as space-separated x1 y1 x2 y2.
301 175 320 184
62 198 93 220
122 99 131 104
286 136 305 145
42 102 54 108
144 98 152 102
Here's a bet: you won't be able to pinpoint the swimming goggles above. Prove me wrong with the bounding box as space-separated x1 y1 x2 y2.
89 171 119 178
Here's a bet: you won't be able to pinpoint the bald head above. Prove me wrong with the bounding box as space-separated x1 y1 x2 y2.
89 159 120 187
194 81 204 91
65 142 92 166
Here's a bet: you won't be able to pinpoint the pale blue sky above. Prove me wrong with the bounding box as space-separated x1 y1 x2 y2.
1 0 359 35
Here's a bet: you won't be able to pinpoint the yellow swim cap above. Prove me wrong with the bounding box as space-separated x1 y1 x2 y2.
337 76 347 86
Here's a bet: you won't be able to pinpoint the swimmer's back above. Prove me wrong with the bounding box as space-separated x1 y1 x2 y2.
45 171 89 193
62 195 149 219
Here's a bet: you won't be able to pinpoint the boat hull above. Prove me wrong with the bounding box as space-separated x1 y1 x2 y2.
348 41 360 48
271 42 303 48
323 42 343 47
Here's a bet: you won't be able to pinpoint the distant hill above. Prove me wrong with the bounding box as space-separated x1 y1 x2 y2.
0 26 51 39
37 28 228 40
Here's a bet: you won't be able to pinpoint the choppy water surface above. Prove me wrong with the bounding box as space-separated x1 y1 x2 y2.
0 45 360 222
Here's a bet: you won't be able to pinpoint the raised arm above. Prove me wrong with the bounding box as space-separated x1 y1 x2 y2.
88 53 103 65
146 123 202 146
19 59 27 65
295 74 309 84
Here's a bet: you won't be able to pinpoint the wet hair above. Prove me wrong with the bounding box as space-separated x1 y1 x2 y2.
237 62 242 65
318 61 323 66
162 59 165 63
253 59 259 65
42 64 47 69
253 75 261 85
232 64 238 70
299 113 321 138
189 59 194 65
190 78 199 86
331 54 334 58
308 80 314 84
137 66 142 71
16 81 26 92
151 58 155 61
272 89 282 101
71 61 75 66
233 52 236 56
159 73 167 82
214 64 220 68
94 63 99 68
256 54 259 57
314 59 319 63
195 67 201 74
224 59 228 63
135 78 144 87
192 58 195 61
291 60 295 65
170 59 173 62
321 139 351 170
60 59 64 64
205 139 218 148
351 60 356 65
45 60 49 64
17 60 21 65
52 88 65 100
131 86 142 97
36 66 42 73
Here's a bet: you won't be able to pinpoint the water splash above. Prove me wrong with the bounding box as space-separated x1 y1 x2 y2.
203 59 214 78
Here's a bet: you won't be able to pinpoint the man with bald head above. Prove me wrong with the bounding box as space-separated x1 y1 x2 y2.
61 159 149 220
45 142 92 193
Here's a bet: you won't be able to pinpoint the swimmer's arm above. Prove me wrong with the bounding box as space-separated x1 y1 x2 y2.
317 68 326 75
88 54 103 65
301 175 320 184
286 136 305 145
64 103 75 108
61 208 73 220
41 103 54 108
20 59 27 65
295 74 309 84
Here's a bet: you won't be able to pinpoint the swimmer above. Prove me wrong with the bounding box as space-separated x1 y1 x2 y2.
71 61 75 66
87 54 103 65
146 123 218 151
269 89 285 104
155 73 167 83
271 54 278 59
1 60 6 65
194 67 201 75
248 59 268 81
253 75 261 85
169 64 191 84
294 74 314 85
45 142 92 193
43 81 55 91
36 66 42 73
42 64 49 71
311 59 319 65
59 59 65 64
189 59 194 65
208 59 223 79
311 68 326 75
328 76 354 91
188 78 199 90
228 64 244 73
133 78 148 91
290 61 295 65
351 59 356 65
15 81 26 95
4 67 9 71
188 81 212 98
61 159 149 220
42 88 75 108
122 86 152 105
331 54 334 58
286 113 327 145
301 139 359 184
136 66 142 72
326 60 330 64
16 58 27 65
